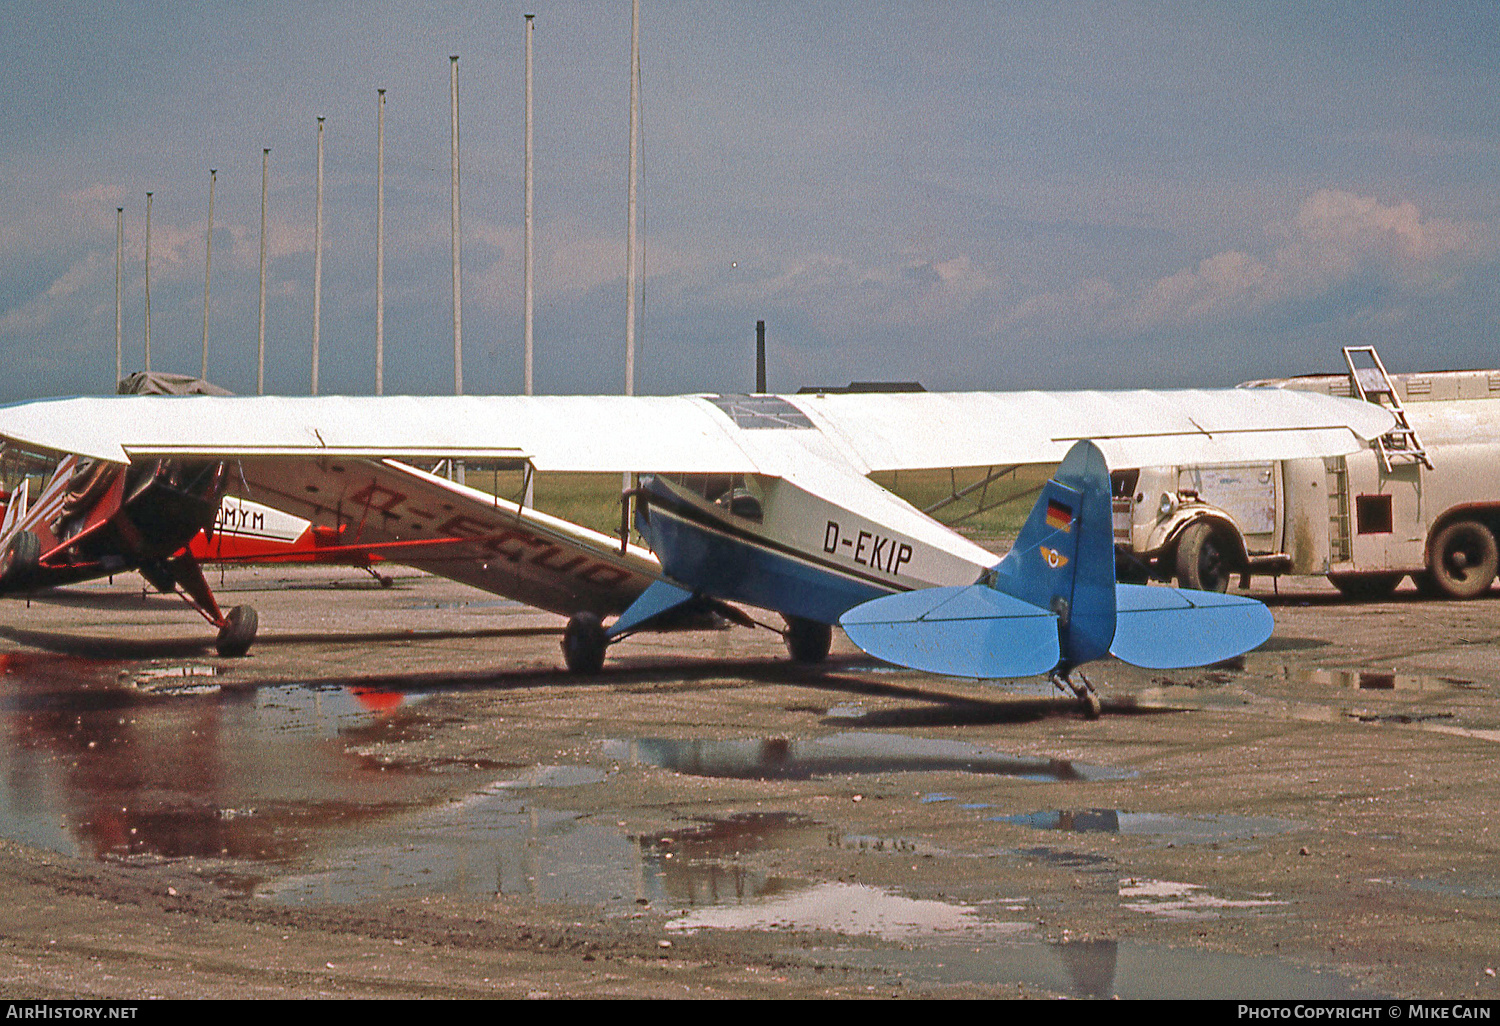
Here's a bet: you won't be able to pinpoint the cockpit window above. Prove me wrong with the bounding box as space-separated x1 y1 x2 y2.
662 473 765 523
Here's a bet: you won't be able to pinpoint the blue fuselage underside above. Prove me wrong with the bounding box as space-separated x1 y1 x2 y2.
641 491 894 625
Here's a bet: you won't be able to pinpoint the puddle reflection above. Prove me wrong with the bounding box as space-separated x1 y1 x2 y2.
1280 666 1482 692
602 733 1131 782
996 809 1299 842
819 936 1377 999
0 652 455 869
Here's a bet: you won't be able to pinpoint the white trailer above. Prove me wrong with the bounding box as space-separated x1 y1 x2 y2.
1114 348 1500 599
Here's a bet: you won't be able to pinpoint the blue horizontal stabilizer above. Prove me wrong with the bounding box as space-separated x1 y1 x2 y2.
1109 583 1273 669
607 579 696 639
839 585 1061 679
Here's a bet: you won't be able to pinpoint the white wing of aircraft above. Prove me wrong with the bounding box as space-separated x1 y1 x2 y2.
0 389 1392 701
0 389 1390 470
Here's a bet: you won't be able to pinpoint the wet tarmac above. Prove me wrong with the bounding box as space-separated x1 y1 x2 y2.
0 566 1496 998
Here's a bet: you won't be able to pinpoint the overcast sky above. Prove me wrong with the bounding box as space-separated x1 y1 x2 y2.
1 1 1496 402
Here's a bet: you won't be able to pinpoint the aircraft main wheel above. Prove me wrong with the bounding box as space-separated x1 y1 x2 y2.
562 612 608 674
1081 690 1101 720
216 605 258 657
1427 520 1498 599
784 616 832 663
1328 572 1404 601
1 531 40 585
1175 521 1234 593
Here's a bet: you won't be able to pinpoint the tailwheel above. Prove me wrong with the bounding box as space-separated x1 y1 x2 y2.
216 605 258 657
562 611 608 674
783 616 832 664
1051 670 1101 719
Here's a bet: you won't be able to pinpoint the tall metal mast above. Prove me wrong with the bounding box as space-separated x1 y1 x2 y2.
115 208 123 386
623 0 640 398
524 14 535 396
312 116 325 395
144 191 152 372
258 148 269 395
201 168 216 381
376 88 386 396
450 55 464 396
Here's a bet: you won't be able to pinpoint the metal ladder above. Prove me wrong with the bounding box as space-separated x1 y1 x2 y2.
1342 346 1433 472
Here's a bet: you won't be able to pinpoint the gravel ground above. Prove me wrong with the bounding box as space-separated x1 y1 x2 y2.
0 566 1496 999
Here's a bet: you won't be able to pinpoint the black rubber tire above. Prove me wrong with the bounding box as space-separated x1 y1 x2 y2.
1080 690 1101 720
562 611 608 674
1427 520 1499 599
216 605 258 657
2 531 41 585
1174 521 1234 593
1328 572 1404 601
784 616 833 664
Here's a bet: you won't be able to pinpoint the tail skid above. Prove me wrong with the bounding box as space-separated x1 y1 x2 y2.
839 440 1273 684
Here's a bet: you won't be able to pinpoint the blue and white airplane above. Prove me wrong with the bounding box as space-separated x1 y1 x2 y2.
0 387 1390 711
608 435 1271 716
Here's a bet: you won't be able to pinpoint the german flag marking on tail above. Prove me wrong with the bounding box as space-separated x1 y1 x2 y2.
1045 499 1074 532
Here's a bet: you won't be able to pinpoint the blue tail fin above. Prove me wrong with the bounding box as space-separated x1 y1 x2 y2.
839 440 1275 681
989 439 1116 669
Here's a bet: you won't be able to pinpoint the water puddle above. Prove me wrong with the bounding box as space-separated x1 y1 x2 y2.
127 665 222 695
1281 667 1483 692
484 765 609 789
1118 877 1290 919
0 652 461 867
601 732 1131 782
1016 846 1114 870
258 789 637 906
995 809 1300 842
1400 876 1500 900
666 881 1001 939
816 937 1376 998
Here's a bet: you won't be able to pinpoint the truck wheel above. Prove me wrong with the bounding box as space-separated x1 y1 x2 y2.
1328 572 1403 601
1175 521 1234 593
1427 520 1499 599
562 612 608 674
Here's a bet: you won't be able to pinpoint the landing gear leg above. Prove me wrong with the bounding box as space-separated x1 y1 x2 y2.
1051 669 1101 719
364 565 395 588
154 551 259 656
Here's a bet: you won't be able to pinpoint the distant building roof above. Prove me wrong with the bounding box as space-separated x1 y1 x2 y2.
796 381 926 394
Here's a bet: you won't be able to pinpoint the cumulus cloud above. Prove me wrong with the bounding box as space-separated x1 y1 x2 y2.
1001 190 1496 337
0 251 106 335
